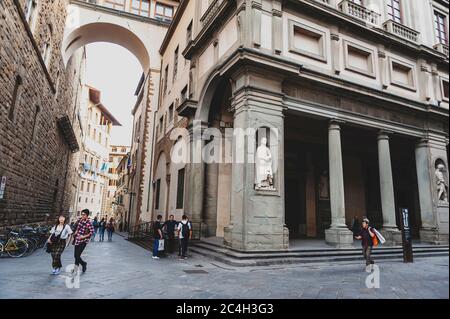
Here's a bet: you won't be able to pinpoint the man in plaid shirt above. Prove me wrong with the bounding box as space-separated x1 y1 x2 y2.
74 209 95 273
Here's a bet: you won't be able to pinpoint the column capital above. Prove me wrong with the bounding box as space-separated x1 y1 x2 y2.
377 130 394 140
415 138 430 149
329 119 345 130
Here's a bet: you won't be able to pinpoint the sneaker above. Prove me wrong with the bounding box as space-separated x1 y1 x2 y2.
152 256 160 259
54 268 61 275
51 268 57 275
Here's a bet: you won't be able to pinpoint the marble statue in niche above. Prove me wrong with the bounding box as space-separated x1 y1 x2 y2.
255 137 274 190
435 161 448 203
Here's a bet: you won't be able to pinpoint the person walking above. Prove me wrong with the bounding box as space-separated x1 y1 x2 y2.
106 217 115 242
152 215 163 260
177 215 192 260
47 215 73 275
355 218 376 267
164 215 178 254
73 209 95 273
98 218 106 242
91 217 99 242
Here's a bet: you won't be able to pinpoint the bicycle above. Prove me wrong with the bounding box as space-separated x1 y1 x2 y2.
0 231 29 258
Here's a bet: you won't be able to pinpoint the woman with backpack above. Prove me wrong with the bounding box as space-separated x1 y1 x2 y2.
47 215 73 275
106 217 115 242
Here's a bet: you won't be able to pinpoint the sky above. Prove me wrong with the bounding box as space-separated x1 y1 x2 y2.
85 43 142 146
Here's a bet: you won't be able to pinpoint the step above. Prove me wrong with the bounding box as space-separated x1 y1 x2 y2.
189 245 448 267
191 242 448 260
197 239 448 253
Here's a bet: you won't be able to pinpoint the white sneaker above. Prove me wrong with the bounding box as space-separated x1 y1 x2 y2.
54 268 61 275
51 268 57 275
152 256 160 259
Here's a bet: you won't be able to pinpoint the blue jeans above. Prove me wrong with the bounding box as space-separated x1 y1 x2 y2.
107 229 113 241
153 238 159 257
99 228 105 241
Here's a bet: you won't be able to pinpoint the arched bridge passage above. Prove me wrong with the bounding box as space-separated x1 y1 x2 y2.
63 22 150 72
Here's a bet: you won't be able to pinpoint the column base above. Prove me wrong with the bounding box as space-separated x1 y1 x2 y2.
325 227 354 248
223 224 289 251
420 228 449 245
379 227 402 246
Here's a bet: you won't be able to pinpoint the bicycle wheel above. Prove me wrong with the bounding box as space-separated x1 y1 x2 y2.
23 238 36 256
7 239 28 258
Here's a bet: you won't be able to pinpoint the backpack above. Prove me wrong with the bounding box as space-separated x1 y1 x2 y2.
181 222 190 239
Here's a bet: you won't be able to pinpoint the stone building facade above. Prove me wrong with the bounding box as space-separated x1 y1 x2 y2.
153 0 449 251
72 86 121 220
104 145 130 218
0 0 85 227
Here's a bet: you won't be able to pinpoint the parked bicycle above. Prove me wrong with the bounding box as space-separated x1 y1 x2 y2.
0 224 50 258
0 230 29 258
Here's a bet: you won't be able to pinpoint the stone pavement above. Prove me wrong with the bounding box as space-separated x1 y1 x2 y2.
0 234 448 299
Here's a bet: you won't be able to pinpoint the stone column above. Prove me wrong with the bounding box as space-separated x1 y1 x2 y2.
377 131 402 245
185 121 207 228
204 160 219 237
325 120 354 247
415 138 449 244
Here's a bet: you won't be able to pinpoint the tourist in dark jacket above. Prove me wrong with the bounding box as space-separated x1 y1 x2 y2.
152 215 163 259
355 218 376 266
164 215 178 254
98 218 106 242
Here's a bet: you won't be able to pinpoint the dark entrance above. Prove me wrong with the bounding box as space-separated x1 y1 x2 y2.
284 115 330 239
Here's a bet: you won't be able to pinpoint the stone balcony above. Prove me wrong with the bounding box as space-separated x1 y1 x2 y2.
338 0 380 26
383 19 420 43
434 43 449 58
200 0 226 27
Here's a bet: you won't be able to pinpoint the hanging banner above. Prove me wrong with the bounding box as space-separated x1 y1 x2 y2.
0 176 7 200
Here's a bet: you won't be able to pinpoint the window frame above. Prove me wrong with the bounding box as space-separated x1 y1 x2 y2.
129 0 151 17
386 0 403 24
155 2 174 20
434 10 448 45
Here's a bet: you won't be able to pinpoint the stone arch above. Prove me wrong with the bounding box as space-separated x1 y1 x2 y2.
153 151 168 218
62 22 150 72
196 70 227 123
197 72 234 238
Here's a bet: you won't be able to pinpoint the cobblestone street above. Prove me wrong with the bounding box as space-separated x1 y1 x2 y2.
0 234 448 299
